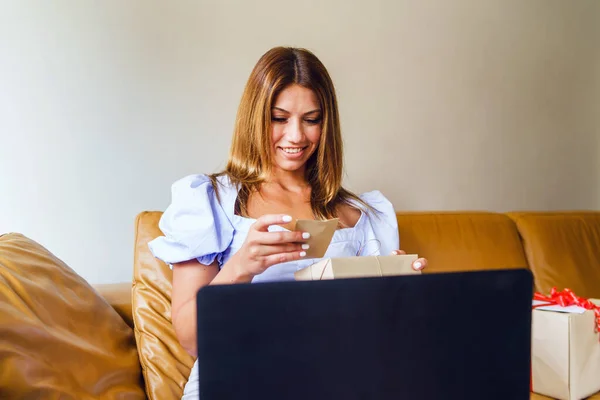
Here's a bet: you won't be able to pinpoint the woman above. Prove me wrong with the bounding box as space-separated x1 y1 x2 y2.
148 46 428 398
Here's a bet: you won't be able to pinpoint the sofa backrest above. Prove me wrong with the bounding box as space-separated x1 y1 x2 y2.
508 211 600 298
395 211 529 273
131 208 598 400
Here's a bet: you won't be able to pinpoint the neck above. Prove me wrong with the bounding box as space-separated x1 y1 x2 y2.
265 167 309 192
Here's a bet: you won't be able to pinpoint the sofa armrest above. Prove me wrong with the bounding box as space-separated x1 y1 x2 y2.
94 283 134 329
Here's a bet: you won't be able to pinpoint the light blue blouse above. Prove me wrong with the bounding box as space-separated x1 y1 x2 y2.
148 174 400 283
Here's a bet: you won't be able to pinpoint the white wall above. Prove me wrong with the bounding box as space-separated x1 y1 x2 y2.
1 0 599 284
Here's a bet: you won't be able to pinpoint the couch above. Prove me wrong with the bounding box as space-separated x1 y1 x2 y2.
1 210 598 399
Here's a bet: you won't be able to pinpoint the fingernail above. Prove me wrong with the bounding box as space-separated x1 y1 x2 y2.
414 261 422 270
302 232 311 239
282 215 292 222
302 244 310 250
300 251 307 257
390 251 398 255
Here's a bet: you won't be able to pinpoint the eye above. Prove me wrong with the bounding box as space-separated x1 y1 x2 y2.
305 117 322 125
271 116 287 123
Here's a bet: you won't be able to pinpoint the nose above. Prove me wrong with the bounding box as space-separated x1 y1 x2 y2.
284 118 304 143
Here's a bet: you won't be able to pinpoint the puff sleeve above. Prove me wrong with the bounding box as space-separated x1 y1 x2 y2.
148 174 234 267
360 190 400 256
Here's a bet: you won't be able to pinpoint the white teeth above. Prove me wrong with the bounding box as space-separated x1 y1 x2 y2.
282 148 303 154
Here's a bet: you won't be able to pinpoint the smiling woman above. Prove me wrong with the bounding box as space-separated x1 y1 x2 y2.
147 46 428 399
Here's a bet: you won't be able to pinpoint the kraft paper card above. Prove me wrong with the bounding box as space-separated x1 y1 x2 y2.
293 218 338 259
531 299 600 400
294 254 421 281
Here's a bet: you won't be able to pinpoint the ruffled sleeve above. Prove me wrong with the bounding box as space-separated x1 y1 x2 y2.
147 174 234 267
359 190 400 257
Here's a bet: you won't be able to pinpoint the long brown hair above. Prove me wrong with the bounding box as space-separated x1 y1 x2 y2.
210 46 372 221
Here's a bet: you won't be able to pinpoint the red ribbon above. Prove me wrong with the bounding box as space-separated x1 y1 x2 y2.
532 287 600 334
530 288 600 392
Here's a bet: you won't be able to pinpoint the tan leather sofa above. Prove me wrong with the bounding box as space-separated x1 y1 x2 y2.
1 210 598 399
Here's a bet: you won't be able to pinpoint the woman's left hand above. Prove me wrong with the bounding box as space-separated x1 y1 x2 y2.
391 250 428 271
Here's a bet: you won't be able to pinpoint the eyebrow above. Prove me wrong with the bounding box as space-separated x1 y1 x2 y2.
272 107 321 116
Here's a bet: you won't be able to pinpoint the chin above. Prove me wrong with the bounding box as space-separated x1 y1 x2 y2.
275 162 306 172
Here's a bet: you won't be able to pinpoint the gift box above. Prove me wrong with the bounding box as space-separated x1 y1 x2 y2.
294 255 421 281
531 288 600 400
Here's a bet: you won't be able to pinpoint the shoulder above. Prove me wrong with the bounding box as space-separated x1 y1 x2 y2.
358 190 396 219
149 174 237 265
169 173 233 192
169 174 209 197
336 203 362 229
160 173 239 230
353 190 398 231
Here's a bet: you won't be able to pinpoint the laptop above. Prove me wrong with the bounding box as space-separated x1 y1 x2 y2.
196 269 533 400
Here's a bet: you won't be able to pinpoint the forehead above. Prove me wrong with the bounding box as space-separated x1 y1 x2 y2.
273 84 320 111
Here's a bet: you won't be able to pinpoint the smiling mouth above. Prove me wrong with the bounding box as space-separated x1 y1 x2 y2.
279 146 308 154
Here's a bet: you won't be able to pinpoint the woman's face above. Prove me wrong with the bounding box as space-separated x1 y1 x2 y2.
270 84 322 174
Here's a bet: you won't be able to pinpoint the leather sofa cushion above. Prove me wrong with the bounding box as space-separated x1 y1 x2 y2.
509 212 600 298
133 212 194 400
0 233 145 399
94 282 135 329
395 212 529 273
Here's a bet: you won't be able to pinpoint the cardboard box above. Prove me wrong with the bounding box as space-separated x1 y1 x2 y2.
294 254 421 281
531 299 600 400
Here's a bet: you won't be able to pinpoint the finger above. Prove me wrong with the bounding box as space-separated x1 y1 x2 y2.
390 249 407 255
262 249 308 267
412 257 428 271
254 243 309 257
256 230 309 245
252 214 294 232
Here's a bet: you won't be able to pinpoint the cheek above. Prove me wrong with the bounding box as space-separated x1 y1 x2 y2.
306 126 322 145
271 125 284 145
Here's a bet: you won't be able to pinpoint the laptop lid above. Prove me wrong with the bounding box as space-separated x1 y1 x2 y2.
196 269 533 400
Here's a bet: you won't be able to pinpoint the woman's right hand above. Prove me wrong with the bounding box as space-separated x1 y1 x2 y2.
228 214 310 280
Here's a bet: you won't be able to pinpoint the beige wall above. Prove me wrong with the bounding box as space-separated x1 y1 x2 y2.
1 0 598 284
